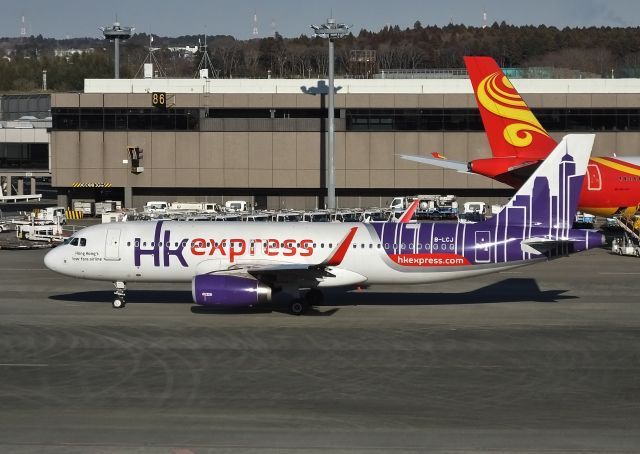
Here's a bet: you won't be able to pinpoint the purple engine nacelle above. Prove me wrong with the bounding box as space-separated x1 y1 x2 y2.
192 274 272 308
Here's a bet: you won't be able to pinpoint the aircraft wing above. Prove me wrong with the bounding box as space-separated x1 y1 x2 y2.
203 227 363 287
399 154 470 173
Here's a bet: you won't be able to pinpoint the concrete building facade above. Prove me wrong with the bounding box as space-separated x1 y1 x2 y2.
0 94 51 198
50 78 640 210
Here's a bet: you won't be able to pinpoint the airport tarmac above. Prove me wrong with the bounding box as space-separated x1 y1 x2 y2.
0 246 639 453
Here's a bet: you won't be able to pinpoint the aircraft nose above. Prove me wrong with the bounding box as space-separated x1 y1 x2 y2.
44 247 61 273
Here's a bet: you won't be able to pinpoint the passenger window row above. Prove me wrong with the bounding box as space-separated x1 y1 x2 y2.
121 240 456 251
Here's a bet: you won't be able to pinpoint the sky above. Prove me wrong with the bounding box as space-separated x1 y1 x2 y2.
2 0 639 40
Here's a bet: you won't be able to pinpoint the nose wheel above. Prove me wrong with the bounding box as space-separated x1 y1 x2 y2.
112 281 127 309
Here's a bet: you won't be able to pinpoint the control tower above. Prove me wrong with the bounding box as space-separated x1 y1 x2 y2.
100 21 134 79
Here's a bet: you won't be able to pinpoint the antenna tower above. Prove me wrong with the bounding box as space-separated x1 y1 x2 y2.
252 11 259 37
194 34 219 79
20 16 27 38
134 35 167 78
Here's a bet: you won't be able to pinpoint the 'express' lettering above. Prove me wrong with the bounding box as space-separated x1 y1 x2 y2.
134 223 316 267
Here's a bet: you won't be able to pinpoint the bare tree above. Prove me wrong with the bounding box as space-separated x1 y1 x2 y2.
397 44 425 69
214 42 243 78
310 46 328 77
377 45 398 70
244 47 261 77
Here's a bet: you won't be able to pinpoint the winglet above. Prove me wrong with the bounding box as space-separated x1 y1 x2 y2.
431 152 447 160
323 227 358 267
398 198 420 223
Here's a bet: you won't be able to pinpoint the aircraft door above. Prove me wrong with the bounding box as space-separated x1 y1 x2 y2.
587 164 602 191
474 231 491 263
105 229 122 261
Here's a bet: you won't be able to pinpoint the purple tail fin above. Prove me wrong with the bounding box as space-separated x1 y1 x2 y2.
489 134 595 235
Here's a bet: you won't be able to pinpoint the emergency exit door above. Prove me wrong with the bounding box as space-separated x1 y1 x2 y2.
474 231 491 263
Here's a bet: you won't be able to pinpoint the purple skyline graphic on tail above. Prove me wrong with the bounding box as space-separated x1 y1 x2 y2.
370 135 598 269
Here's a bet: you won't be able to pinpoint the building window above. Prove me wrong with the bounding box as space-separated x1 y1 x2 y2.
52 108 79 129
345 107 640 132
0 143 48 170
52 107 200 131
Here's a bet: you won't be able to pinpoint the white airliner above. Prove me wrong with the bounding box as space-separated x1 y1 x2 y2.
45 134 604 315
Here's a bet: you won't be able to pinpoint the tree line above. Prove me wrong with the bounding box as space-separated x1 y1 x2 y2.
1 22 640 91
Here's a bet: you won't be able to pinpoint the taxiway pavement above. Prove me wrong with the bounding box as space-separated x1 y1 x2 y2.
0 247 639 452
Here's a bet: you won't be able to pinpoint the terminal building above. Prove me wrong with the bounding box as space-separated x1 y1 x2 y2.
0 94 51 198
47 76 640 210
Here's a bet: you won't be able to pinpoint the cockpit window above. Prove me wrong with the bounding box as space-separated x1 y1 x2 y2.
70 238 79 246
80 238 87 247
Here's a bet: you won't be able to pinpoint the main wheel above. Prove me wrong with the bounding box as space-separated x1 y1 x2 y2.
112 298 125 309
289 299 309 316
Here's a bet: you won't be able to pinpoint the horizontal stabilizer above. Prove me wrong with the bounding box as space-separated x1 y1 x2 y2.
521 237 573 255
399 154 470 173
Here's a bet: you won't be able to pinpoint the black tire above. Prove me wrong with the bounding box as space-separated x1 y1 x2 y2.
289 299 309 316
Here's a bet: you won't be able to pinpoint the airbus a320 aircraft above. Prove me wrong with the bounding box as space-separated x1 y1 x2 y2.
402 56 640 217
45 134 603 315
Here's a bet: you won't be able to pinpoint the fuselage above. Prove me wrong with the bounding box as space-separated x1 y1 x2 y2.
580 156 640 216
471 155 640 217
44 220 603 287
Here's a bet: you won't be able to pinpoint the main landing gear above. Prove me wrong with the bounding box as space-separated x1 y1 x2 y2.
288 288 324 316
112 281 127 309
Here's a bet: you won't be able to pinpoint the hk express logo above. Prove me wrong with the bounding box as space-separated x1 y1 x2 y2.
477 71 550 148
134 222 314 267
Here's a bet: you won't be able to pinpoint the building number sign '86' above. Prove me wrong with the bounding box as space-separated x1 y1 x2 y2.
151 92 166 109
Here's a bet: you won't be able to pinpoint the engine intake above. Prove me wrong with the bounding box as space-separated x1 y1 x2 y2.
192 274 271 308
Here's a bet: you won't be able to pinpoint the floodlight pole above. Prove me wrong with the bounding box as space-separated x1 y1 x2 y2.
311 18 350 210
114 37 120 79
327 38 336 209
101 21 134 80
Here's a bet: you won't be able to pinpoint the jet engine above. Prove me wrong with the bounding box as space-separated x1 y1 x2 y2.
192 274 271 308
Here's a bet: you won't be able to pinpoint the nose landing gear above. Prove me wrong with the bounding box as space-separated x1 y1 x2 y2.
112 281 127 308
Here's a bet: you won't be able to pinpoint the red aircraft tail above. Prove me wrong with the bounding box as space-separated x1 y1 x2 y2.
464 56 557 160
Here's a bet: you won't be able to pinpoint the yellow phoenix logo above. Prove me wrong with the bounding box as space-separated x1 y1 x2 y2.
477 72 550 148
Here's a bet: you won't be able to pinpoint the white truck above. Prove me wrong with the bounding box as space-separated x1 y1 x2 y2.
389 195 458 220
144 201 169 214
224 200 248 212
611 235 640 257
170 202 220 213
459 201 487 224
34 207 66 224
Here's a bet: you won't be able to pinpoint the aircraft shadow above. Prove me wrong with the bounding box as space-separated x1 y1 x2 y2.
49 290 193 304
48 278 575 316
322 278 576 307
